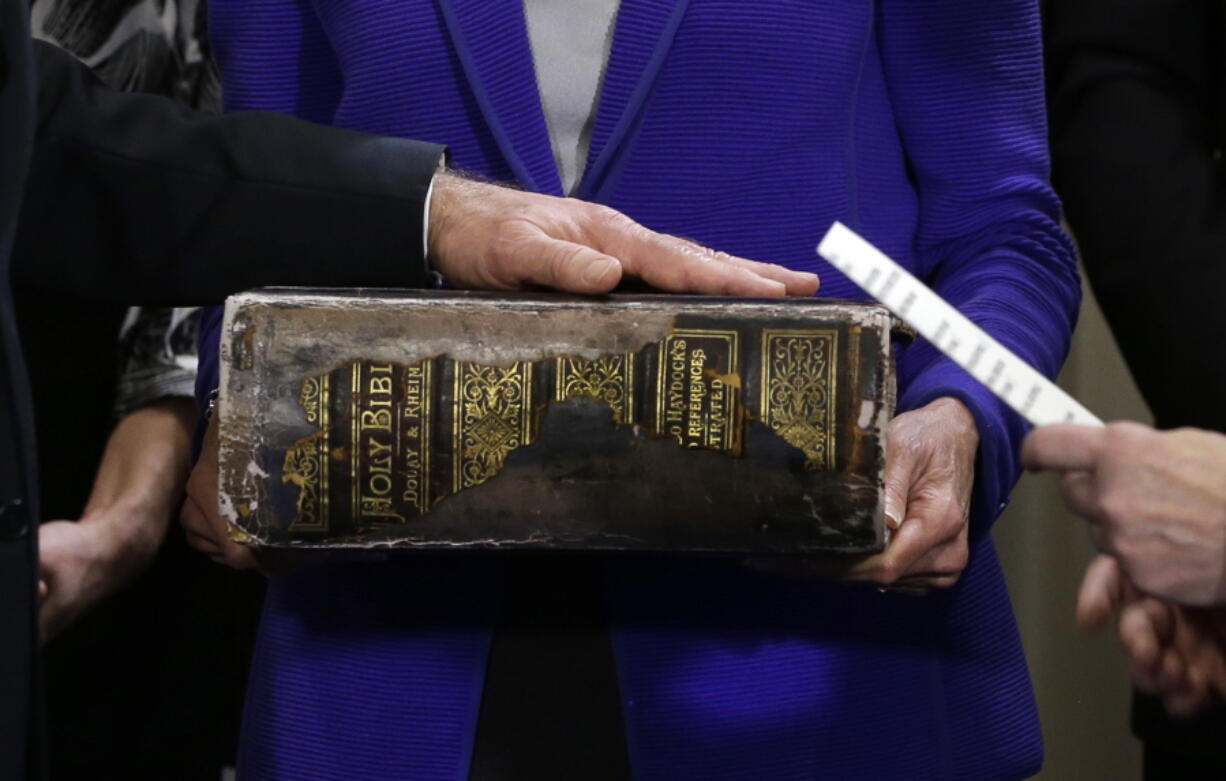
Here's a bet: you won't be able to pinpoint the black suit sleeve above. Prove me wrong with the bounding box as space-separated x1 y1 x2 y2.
1048 0 1226 430
12 41 445 306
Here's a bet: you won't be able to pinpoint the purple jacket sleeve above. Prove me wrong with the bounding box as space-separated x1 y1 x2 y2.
193 306 223 458
878 0 1082 532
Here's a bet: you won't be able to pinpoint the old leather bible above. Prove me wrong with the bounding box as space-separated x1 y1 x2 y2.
218 290 899 553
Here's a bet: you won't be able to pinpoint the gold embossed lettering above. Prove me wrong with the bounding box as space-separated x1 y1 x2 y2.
360 495 403 521
367 437 392 470
400 362 431 512
657 330 740 453
360 408 392 431
370 375 393 395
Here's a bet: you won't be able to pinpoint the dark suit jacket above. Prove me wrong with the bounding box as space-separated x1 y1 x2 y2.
1047 0 1226 760
1048 0 1226 431
0 1 444 775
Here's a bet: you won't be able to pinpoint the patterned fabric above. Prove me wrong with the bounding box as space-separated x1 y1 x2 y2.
30 0 213 413
113 306 200 415
31 0 218 111
199 1 1080 778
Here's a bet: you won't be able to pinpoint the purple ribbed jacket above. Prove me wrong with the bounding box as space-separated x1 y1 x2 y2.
196 1 1080 778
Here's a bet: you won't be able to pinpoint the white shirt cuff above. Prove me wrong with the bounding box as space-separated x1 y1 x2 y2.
422 171 438 265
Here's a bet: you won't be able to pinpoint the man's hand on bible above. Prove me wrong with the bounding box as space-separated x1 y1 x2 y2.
1078 555 1226 717
184 186 819 571
426 172 820 297
1022 423 1226 606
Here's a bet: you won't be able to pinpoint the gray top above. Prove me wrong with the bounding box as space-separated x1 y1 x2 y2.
523 0 621 195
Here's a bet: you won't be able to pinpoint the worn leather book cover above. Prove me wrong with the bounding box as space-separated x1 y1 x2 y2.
218 289 898 553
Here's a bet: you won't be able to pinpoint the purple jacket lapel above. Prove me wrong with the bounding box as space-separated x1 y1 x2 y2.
436 0 562 194
437 0 690 200
578 0 692 201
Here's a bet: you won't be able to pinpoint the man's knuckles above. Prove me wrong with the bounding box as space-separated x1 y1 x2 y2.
1096 487 1140 529
484 219 543 287
1100 421 1155 466
582 203 640 246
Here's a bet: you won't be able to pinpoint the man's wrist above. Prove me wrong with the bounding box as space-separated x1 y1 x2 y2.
422 163 441 270
426 170 458 268
425 169 498 285
426 158 456 283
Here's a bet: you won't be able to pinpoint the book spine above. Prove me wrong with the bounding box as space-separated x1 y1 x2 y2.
281 321 850 537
